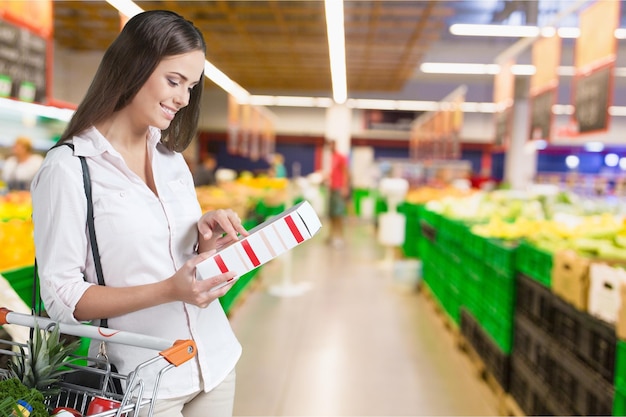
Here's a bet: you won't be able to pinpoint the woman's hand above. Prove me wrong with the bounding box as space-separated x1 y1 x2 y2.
197 208 249 253
167 251 237 308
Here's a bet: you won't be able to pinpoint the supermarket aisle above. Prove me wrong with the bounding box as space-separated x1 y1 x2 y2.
229 216 500 416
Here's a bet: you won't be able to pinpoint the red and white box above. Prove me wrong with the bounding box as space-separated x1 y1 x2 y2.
196 200 322 283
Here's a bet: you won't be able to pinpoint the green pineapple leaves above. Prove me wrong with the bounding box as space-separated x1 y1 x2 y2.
8 321 81 398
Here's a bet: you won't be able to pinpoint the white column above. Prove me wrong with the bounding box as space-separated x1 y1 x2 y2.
325 103 352 155
505 77 537 190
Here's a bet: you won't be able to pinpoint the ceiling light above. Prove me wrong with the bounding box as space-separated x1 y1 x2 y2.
420 63 500 75
204 61 250 104
450 24 541 38
605 153 620 167
325 0 347 105
419 63 534 76
585 142 605 152
565 155 580 169
450 23 623 39
105 0 142 18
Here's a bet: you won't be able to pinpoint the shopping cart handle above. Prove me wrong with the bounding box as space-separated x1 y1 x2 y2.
0 307 10 325
160 340 197 366
0 308 197 363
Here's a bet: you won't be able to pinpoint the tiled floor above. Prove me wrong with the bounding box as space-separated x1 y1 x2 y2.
229 216 500 416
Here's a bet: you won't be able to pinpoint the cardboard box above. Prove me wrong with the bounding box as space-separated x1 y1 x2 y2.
551 250 590 311
196 200 322 283
588 262 626 324
617 283 626 340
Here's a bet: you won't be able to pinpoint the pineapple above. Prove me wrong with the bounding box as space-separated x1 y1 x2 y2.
8 321 80 398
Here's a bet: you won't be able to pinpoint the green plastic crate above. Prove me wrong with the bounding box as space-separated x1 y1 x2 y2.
484 239 518 278
615 384 626 416
418 206 440 229
515 241 553 288
1 265 34 308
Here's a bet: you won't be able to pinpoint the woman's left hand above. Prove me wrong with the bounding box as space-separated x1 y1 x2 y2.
197 209 249 252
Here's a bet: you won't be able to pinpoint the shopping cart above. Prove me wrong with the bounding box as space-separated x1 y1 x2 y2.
0 308 197 417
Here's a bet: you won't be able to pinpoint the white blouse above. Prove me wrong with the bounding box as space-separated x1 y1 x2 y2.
31 126 241 399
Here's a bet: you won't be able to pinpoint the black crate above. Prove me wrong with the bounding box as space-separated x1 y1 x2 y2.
461 308 510 391
510 355 572 416
550 295 616 384
513 314 553 384
515 273 553 331
419 220 436 242
549 342 614 416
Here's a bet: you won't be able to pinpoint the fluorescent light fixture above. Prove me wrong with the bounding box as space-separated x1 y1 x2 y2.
585 142 604 152
105 0 143 18
395 100 441 112
552 104 574 115
0 97 74 121
610 106 626 116
325 0 347 104
557 27 580 38
347 99 397 110
202 61 250 104
460 102 497 113
511 65 535 76
450 23 624 40
565 155 580 169
620 158 626 170
450 23 541 38
605 153 620 167
557 66 576 77
249 95 333 108
420 62 534 76
421 63 500 75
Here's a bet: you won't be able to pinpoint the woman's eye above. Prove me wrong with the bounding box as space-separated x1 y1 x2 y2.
167 78 179 87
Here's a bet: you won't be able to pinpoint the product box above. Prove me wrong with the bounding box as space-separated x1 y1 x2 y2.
551 250 590 311
588 262 626 324
196 200 322 283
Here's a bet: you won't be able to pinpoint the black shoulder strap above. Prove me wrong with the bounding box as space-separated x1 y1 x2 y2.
33 142 108 327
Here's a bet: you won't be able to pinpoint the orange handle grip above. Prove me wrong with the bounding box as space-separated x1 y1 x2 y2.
0 308 11 325
159 339 197 366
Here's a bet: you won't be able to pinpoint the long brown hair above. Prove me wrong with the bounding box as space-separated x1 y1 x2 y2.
61 10 206 152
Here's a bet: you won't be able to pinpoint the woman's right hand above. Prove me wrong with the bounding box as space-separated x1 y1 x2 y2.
167 251 237 308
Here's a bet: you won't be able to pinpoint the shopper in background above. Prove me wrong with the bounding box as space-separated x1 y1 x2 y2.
193 153 218 186
30 10 248 417
2 136 43 190
326 139 350 248
269 153 287 178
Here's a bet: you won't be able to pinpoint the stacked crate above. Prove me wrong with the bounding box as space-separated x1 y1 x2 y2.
419 207 516 389
511 273 615 416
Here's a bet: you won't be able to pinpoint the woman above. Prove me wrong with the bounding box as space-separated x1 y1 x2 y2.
31 10 247 417
2 136 43 190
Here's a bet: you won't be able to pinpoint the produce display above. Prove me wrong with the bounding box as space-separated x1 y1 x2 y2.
423 188 626 260
196 174 288 218
0 191 34 272
405 185 473 205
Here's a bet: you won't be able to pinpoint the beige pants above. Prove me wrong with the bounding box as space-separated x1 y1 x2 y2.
140 369 236 417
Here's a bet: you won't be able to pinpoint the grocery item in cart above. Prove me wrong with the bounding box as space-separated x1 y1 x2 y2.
1 308 198 417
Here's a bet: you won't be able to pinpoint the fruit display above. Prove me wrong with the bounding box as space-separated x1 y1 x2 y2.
196 174 288 218
422 188 626 260
0 191 35 272
405 186 474 205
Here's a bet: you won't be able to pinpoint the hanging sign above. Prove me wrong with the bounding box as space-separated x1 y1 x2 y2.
572 0 619 134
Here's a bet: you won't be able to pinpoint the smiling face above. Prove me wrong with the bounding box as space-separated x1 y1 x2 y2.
127 50 205 130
